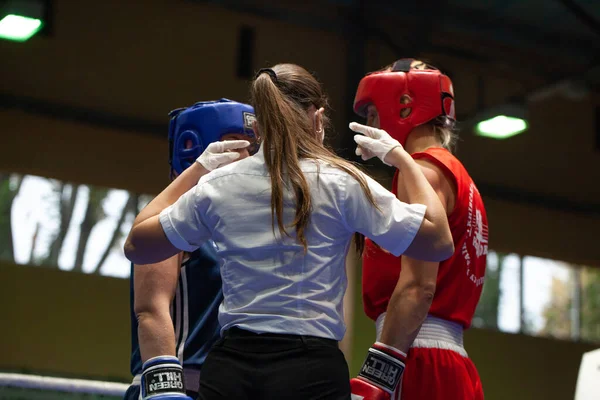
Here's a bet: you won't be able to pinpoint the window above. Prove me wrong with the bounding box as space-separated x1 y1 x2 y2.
474 250 600 344
580 267 600 343
472 251 521 333
1 173 151 278
522 256 574 340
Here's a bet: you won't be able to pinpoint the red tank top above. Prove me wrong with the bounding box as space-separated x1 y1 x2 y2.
361 147 488 328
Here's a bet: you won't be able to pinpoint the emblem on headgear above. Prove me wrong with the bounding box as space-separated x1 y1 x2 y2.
353 59 455 146
168 98 257 175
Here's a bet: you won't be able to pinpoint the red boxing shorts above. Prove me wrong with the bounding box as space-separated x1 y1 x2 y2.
376 314 484 400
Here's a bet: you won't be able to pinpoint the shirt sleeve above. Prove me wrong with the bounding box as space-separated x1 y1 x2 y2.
342 172 426 257
158 184 212 252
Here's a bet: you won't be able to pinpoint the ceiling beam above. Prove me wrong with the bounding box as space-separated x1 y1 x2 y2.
0 93 166 137
367 1 599 65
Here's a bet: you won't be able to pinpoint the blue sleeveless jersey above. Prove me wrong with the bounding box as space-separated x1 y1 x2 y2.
129 242 223 376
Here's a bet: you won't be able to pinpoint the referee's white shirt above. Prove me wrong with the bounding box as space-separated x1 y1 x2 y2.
159 146 426 341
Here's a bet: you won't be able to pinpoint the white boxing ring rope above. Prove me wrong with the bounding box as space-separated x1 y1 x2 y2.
0 372 130 396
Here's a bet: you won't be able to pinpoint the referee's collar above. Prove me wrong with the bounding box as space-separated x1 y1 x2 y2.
254 143 268 161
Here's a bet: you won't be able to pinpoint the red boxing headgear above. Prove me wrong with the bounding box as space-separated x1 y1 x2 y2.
353 59 455 146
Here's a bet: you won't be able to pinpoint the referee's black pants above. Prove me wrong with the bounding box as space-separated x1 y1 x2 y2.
196 327 351 400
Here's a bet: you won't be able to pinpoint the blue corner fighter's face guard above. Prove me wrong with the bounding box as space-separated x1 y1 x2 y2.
168 98 257 175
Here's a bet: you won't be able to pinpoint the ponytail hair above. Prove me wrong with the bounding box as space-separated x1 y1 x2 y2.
251 64 380 254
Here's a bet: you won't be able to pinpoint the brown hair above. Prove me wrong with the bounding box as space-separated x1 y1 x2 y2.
251 63 379 254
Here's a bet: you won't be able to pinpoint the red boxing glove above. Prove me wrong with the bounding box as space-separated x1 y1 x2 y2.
350 342 407 400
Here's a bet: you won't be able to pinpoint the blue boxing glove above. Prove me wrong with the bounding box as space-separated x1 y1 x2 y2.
140 356 193 399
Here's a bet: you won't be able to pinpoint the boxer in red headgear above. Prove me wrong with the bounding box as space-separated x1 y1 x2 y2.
349 59 487 400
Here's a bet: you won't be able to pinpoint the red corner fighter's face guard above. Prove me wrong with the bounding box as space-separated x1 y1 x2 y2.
353 59 456 146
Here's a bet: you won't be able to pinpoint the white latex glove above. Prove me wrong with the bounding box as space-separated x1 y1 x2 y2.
349 122 402 166
196 140 251 171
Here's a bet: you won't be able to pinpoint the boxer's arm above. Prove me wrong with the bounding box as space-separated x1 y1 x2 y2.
351 160 454 398
125 141 250 264
125 163 209 265
134 254 194 399
134 253 182 362
380 257 439 353
133 163 209 234
130 140 248 232
379 159 455 353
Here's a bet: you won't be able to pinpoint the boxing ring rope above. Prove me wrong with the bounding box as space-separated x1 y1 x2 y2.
0 372 129 397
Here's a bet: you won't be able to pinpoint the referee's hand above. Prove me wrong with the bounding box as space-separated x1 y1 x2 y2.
196 140 251 171
349 122 402 166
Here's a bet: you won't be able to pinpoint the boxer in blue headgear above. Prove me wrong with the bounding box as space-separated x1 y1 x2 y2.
168 98 258 178
123 99 255 400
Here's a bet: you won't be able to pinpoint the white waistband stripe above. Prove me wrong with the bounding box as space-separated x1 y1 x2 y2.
375 313 468 358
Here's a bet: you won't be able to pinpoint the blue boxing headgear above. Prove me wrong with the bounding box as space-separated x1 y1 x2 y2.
168 98 257 175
